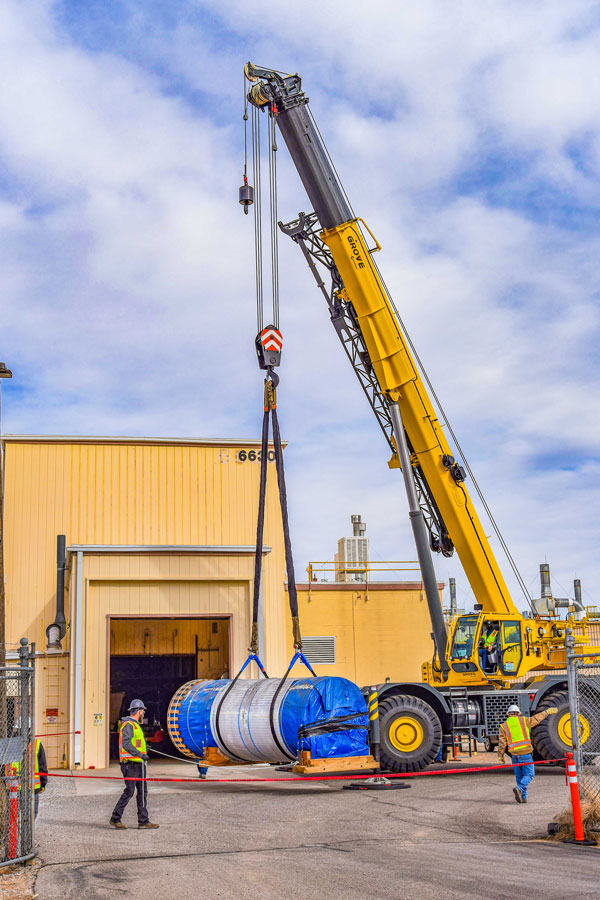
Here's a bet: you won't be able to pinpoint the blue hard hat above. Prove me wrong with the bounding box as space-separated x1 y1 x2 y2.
128 699 146 712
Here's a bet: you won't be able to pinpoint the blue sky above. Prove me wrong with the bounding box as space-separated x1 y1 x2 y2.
1 0 599 610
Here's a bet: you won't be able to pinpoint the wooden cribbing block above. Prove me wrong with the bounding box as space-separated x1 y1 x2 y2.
292 752 379 774
197 747 241 767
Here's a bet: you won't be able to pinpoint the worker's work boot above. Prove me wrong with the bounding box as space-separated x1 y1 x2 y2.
110 819 127 829
521 794 528 803
138 822 159 829
513 787 523 804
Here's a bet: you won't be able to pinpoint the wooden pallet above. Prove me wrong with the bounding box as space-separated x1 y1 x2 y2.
292 752 379 775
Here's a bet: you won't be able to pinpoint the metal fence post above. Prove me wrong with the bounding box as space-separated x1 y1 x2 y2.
1 637 35 867
565 629 583 772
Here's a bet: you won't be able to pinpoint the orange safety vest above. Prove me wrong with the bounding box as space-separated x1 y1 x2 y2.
6 740 41 790
119 718 147 762
501 715 531 753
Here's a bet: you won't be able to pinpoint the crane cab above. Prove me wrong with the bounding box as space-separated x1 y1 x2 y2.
447 614 524 680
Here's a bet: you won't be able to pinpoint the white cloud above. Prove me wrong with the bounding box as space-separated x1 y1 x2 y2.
0 0 599 613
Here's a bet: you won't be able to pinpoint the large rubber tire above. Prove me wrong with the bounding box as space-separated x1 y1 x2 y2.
378 694 442 773
532 689 597 766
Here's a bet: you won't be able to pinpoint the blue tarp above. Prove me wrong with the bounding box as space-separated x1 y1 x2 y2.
171 676 369 762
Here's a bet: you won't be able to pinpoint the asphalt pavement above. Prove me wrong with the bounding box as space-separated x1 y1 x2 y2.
33 754 598 900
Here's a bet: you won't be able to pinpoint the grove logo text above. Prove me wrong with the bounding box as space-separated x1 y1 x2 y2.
347 233 365 269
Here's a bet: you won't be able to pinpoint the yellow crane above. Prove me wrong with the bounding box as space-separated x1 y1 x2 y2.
242 62 599 771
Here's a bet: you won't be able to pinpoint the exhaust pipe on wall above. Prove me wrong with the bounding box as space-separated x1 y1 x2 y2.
46 534 67 651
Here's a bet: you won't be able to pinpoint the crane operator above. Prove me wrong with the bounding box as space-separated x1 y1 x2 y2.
479 623 499 673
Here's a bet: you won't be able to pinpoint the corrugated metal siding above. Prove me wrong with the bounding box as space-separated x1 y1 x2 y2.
80 553 252 767
2 438 288 766
292 586 435 684
4 438 285 637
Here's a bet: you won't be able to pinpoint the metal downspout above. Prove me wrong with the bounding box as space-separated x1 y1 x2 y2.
73 551 83 766
55 535 67 637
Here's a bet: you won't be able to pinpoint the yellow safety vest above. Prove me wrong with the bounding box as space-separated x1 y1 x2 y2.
501 715 531 753
483 630 498 649
119 719 147 762
6 740 41 790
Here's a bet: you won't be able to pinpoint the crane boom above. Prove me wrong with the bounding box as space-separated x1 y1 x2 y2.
245 63 519 622
243 63 600 773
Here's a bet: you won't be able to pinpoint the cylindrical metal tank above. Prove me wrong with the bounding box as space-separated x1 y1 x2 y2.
168 676 368 764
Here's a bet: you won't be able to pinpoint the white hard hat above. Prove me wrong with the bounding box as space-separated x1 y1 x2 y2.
507 704 520 714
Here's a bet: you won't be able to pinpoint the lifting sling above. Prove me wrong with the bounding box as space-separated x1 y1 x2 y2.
212 371 315 763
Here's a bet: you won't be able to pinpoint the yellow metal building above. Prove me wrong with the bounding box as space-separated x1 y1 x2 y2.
2 434 436 769
293 582 436 686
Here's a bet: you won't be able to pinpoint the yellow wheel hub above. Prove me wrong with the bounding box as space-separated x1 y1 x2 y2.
557 711 590 747
389 715 424 753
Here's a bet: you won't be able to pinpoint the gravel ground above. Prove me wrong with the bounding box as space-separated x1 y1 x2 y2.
22 755 600 899
0 859 40 899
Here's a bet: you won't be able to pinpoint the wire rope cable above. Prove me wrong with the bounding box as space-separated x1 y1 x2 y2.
304 105 533 609
306 106 356 221
268 109 280 329
251 103 264 332
371 254 534 609
242 71 250 184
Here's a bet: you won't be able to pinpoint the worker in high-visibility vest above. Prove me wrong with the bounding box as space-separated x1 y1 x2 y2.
3 739 47 860
110 699 159 830
5 739 47 817
497 704 558 803
33 739 47 819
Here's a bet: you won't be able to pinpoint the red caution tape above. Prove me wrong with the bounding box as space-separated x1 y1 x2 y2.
39 757 566 785
35 730 81 738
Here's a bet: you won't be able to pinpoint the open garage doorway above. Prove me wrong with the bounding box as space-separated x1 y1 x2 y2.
109 616 230 760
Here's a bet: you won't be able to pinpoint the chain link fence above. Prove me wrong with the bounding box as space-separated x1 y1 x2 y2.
0 640 35 867
566 632 600 806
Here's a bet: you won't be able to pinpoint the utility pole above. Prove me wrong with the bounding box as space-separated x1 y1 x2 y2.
0 361 13 735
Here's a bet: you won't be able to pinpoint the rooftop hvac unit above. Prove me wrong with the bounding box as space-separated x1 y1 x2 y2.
335 542 369 582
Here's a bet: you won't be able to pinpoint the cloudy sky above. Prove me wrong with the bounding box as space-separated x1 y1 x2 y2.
1 0 599 611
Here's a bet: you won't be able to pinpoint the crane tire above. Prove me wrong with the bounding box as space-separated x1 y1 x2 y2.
531 689 597 766
378 694 442 773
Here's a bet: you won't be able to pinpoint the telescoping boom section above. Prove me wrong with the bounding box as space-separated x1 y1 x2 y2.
244 63 516 622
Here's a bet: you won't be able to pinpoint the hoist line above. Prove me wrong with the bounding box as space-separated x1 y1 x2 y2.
268 110 280 329
252 102 263 332
242 72 249 180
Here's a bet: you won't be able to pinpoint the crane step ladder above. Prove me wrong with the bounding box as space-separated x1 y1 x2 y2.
448 687 478 760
